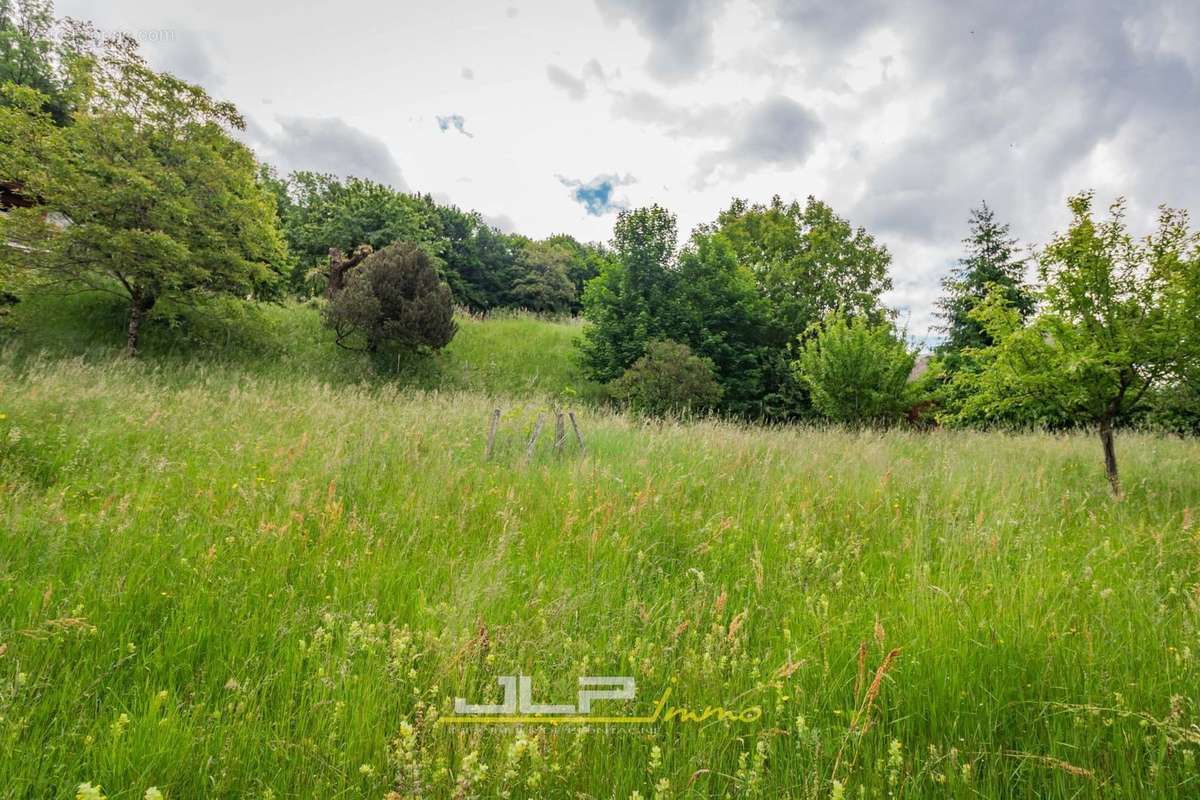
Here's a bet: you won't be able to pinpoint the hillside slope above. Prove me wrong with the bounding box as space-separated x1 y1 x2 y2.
0 292 599 400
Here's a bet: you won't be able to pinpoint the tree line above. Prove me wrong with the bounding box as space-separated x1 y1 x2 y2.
3 0 1199 494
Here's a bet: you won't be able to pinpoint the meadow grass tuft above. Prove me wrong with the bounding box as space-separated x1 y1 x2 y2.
0 305 1198 798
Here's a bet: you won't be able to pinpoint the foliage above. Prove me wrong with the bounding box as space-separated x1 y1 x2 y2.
935 202 1035 370
580 200 895 420
578 205 679 382
708 195 893 343
950 193 1200 492
323 241 456 353
543 232 616 308
1 34 287 356
794 312 917 425
0 81 56 309
0 0 95 125
509 240 577 314
668 231 775 416
269 170 442 292
266 176 609 315
432 202 521 310
607 339 723 417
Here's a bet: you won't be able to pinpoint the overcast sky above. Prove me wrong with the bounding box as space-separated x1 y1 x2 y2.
62 0 1200 340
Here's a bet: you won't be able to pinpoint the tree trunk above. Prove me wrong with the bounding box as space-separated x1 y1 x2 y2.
1098 416 1121 497
326 244 373 298
125 291 156 358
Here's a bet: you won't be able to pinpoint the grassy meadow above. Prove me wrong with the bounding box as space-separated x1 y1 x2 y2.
1 298 1199 799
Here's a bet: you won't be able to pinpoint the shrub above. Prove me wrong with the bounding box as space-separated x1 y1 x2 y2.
608 340 723 417
794 312 916 425
323 242 456 352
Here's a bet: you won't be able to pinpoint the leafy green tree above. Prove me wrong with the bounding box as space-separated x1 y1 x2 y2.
609 340 723 417
670 231 774 416
273 171 441 292
954 193 1200 495
0 81 59 308
323 242 456 353
431 203 528 311
794 312 916 425
935 202 1034 366
543 233 616 311
703 196 894 418
0 0 95 125
710 195 893 343
2 35 287 355
510 240 576 313
579 205 679 381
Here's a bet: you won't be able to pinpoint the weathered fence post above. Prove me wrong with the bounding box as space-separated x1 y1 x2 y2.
485 408 500 459
568 411 585 453
554 409 565 453
525 414 545 461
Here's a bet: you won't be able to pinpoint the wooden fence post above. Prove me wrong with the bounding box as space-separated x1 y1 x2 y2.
568 411 585 453
554 409 565 453
485 408 500 459
525 414 545 461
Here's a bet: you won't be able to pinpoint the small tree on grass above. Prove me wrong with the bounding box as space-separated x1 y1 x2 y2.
608 340 723 417
793 312 916 426
956 192 1200 496
323 242 456 353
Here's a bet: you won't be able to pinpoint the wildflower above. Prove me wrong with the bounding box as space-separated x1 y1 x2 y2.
653 777 671 800
110 713 130 738
144 788 164 800
648 745 662 772
358 763 375 777
887 739 903 788
831 780 845 800
76 784 106 800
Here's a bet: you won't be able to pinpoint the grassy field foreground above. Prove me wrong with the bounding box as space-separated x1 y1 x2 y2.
1 355 1199 798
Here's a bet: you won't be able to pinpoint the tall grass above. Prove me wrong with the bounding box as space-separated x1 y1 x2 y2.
1 347 1197 798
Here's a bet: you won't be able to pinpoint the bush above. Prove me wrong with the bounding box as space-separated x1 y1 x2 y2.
323 242 456 353
794 312 916 425
608 340 723 417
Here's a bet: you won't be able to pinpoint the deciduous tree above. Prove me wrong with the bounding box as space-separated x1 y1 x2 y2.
956 193 1200 495
2 34 287 356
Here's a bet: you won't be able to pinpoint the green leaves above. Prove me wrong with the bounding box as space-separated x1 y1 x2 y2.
580 199 894 420
944 193 1200 490
1 26 287 353
711 195 893 342
793 312 916 426
608 340 724 417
